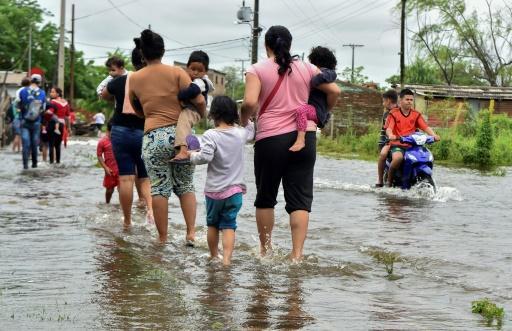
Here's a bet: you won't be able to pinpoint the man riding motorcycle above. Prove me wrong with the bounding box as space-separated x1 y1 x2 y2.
385 88 440 187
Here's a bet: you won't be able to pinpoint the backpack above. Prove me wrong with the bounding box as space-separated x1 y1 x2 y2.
24 88 43 122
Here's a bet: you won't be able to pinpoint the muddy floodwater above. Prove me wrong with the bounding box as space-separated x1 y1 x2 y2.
1 137 511 330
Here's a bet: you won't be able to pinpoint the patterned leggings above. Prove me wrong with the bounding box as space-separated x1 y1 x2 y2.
296 104 318 131
142 125 195 198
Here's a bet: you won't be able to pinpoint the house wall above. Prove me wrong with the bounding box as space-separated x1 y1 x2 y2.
324 82 382 136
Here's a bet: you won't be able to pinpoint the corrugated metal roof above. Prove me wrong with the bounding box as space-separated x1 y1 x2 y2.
406 84 512 100
0 71 28 86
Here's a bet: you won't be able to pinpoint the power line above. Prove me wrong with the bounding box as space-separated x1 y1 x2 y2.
75 0 139 20
297 0 388 41
165 37 248 52
75 41 132 51
107 0 144 30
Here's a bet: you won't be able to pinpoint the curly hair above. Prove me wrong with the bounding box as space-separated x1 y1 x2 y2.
308 46 337 70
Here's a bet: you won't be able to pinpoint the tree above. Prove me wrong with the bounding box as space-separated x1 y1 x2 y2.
0 0 124 104
222 65 245 101
341 66 368 85
0 0 58 75
386 56 485 86
404 0 512 86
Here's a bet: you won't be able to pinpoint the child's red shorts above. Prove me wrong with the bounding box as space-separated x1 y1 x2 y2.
103 173 119 189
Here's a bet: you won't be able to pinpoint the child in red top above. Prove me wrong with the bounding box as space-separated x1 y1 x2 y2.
97 121 119 203
385 88 440 187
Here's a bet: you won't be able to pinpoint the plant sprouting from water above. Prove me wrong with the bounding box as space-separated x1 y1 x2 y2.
472 298 504 328
364 247 403 279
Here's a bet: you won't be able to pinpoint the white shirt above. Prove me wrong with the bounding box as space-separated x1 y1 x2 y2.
190 122 255 193
93 113 105 125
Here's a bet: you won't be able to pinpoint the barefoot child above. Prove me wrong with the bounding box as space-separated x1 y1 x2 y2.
172 50 214 162
289 46 338 152
97 121 119 203
188 96 254 266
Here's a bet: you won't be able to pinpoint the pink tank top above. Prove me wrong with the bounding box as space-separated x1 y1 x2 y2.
246 58 318 141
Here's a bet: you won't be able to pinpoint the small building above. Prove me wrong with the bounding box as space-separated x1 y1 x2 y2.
326 81 383 137
406 84 512 126
173 62 226 96
0 71 28 98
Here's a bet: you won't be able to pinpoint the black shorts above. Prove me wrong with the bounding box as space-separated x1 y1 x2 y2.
254 131 316 214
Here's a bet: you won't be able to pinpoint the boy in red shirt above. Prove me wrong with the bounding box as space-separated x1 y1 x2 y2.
97 121 119 203
385 88 440 187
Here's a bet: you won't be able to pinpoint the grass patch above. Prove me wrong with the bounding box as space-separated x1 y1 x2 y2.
472 298 505 328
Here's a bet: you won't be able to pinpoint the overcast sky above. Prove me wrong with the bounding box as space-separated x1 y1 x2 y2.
37 0 488 85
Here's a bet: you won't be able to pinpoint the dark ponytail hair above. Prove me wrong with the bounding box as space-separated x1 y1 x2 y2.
137 29 165 61
265 25 294 76
52 86 63 97
131 38 145 70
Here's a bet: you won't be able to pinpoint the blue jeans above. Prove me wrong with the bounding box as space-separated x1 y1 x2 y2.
21 120 41 169
110 125 148 177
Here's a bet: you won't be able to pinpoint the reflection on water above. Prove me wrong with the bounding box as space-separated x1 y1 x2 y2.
1 139 512 330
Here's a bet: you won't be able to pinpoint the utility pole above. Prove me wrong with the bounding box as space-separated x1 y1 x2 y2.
400 0 407 87
58 0 66 93
28 26 32 76
235 58 249 81
69 3 75 106
251 0 259 64
343 44 364 84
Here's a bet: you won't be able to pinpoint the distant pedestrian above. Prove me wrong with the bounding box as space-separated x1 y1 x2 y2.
93 110 106 134
97 121 119 204
19 74 46 169
188 96 254 266
10 77 30 153
47 87 70 164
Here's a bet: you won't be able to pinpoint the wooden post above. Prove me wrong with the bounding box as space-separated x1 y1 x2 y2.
330 114 334 139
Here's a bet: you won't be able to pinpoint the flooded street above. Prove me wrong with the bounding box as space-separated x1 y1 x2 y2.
1 137 511 330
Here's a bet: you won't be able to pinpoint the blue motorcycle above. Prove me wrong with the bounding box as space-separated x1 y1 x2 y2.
383 133 436 190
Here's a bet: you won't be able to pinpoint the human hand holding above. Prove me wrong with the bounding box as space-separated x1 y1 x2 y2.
434 134 441 142
104 167 112 176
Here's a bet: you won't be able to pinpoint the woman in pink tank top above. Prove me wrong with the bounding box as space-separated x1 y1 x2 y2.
241 26 340 261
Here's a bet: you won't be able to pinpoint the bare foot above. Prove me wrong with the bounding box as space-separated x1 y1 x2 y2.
146 210 155 225
172 150 189 160
223 257 231 266
289 141 305 152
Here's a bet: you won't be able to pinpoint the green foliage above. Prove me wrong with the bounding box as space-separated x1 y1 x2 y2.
76 98 112 119
222 65 245 101
341 66 368 84
403 0 512 86
475 110 493 168
471 298 504 327
0 0 123 109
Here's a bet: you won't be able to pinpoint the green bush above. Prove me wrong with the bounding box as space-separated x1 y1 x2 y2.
475 110 494 168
